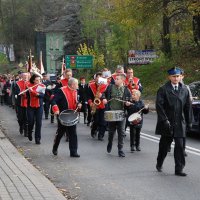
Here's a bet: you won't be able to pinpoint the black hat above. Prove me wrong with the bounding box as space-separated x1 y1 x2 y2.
42 72 47 76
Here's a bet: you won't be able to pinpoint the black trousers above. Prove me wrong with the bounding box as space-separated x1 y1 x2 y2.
17 106 28 132
130 126 141 147
91 109 106 138
157 135 185 172
87 105 92 123
0 95 4 105
53 120 78 154
27 106 43 141
43 99 50 118
108 119 126 150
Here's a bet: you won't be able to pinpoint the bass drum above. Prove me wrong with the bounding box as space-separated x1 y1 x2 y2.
59 109 79 126
128 112 142 125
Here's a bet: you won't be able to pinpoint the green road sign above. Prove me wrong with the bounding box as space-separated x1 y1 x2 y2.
66 55 93 68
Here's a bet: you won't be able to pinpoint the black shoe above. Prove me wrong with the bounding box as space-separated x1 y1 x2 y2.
35 139 40 144
107 142 112 153
52 148 58 155
167 146 171 153
136 146 141 151
70 153 80 157
184 151 188 157
98 135 104 141
84 121 87 124
118 150 125 157
87 122 90 126
45 116 48 120
91 130 97 138
175 171 187 176
19 128 23 135
24 131 28 137
131 145 135 152
28 134 32 141
66 136 69 142
51 120 54 124
156 164 162 172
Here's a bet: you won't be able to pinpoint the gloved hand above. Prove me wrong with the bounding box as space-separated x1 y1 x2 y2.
163 120 171 130
163 120 173 136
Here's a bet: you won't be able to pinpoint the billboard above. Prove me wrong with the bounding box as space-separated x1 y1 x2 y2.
128 50 157 65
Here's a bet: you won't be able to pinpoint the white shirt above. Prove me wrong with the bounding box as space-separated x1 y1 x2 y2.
171 84 178 90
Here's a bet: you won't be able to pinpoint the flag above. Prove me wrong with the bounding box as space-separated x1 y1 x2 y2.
27 49 32 72
39 51 45 74
61 57 66 79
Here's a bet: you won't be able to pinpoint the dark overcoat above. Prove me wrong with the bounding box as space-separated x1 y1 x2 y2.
155 81 192 137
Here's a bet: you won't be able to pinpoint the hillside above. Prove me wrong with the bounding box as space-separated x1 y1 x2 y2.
133 50 200 98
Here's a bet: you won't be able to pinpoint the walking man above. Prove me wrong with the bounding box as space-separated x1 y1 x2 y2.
155 67 192 176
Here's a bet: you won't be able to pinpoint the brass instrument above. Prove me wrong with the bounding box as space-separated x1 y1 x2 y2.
91 84 101 115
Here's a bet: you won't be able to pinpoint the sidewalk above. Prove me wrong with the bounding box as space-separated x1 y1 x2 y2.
0 130 66 200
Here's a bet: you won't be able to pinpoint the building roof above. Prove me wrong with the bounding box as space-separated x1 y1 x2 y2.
43 14 78 33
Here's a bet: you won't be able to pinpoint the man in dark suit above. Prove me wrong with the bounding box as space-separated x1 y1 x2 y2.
78 77 88 124
155 67 192 176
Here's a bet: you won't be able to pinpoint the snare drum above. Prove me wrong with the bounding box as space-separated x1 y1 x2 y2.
104 110 125 122
59 109 79 126
128 113 142 125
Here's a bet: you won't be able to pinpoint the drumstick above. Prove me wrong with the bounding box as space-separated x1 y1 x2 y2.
74 107 79 113
114 98 134 105
107 98 114 103
138 104 149 114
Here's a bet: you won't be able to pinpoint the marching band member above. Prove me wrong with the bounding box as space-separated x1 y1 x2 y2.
103 74 131 157
52 78 82 157
60 68 72 87
125 68 143 93
110 65 125 84
15 72 29 136
42 72 52 119
54 69 73 141
88 72 108 141
126 89 149 152
27 74 46 144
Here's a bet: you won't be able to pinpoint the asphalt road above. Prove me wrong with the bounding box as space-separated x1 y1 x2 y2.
1 106 200 200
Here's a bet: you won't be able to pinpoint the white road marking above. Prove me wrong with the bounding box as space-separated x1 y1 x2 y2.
79 115 200 156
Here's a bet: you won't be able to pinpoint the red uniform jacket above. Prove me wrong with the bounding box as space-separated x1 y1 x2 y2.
124 77 140 91
60 78 69 87
28 83 45 108
52 86 77 113
88 82 108 109
16 80 28 107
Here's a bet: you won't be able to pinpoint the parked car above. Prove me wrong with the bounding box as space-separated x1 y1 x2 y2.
188 81 200 133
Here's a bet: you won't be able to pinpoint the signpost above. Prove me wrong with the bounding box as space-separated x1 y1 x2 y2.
65 55 93 68
128 50 157 65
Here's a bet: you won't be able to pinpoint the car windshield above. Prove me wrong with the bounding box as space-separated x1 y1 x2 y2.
189 81 200 97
